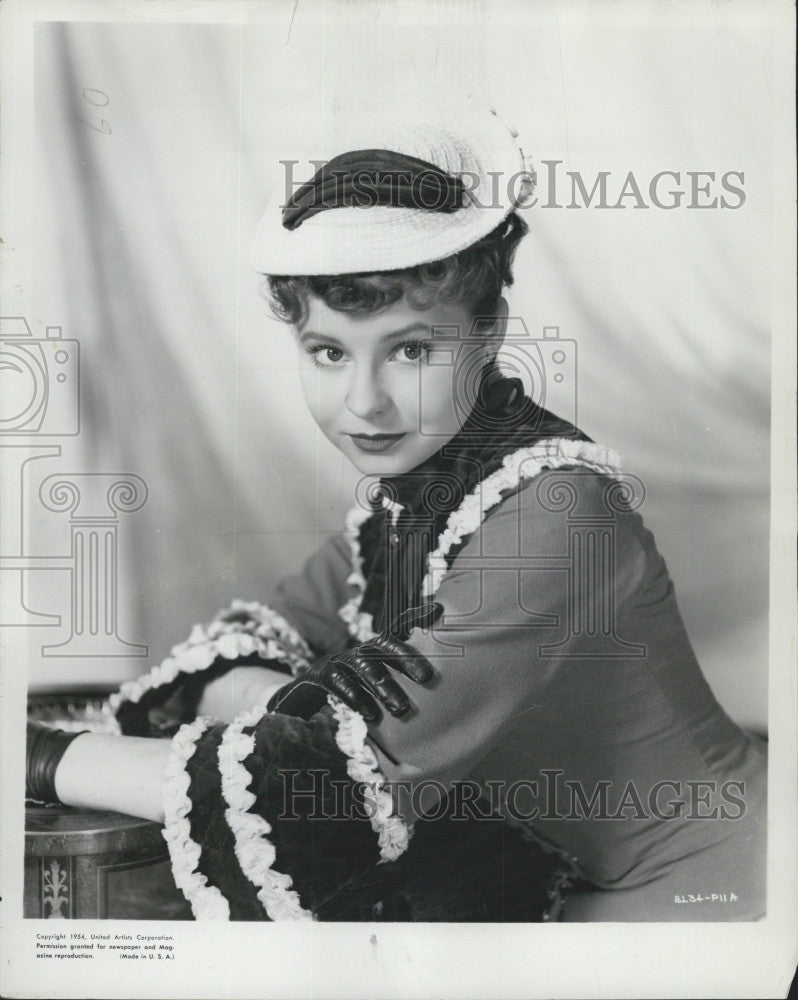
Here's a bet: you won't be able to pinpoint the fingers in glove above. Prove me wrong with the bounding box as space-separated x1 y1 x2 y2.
346 654 413 718
324 662 385 724
366 635 435 685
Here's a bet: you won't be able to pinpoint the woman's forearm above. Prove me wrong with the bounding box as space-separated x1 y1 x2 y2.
54 733 171 823
50 665 292 823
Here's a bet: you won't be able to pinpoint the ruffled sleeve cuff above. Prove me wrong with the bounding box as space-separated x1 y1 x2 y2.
159 698 412 920
110 600 312 737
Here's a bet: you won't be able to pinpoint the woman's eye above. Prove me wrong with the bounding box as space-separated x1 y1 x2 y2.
394 342 430 363
306 345 345 367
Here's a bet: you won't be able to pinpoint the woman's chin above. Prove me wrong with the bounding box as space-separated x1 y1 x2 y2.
346 452 413 476
342 444 420 477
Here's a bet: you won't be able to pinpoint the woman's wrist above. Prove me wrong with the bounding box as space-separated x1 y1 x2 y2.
26 723 91 804
197 665 292 722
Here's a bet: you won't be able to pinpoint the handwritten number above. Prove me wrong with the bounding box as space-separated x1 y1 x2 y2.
74 116 112 135
82 88 109 107
76 88 111 134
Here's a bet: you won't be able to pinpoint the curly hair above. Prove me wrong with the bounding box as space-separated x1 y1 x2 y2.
263 212 528 331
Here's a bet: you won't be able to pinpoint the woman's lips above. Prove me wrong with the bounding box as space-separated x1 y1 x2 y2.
347 433 407 454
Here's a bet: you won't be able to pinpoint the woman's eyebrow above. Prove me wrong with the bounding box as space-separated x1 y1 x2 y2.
380 322 432 342
297 330 343 345
298 321 431 347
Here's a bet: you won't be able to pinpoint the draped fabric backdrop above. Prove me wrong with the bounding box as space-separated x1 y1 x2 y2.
24 1 775 730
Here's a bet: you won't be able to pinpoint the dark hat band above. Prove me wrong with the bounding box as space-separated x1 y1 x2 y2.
282 148 465 231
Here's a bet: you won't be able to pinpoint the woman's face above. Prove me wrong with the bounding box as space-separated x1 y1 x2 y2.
294 293 495 475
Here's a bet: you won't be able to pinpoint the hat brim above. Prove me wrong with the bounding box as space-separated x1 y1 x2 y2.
250 91 527 276
251 202 514 276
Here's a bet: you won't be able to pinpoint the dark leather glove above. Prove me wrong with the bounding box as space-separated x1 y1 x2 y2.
26 721 88 805
268 603 442 724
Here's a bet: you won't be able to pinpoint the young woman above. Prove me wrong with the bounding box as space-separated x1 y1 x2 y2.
27 93 767 922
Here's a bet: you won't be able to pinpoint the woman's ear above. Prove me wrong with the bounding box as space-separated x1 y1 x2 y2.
482 296 509 364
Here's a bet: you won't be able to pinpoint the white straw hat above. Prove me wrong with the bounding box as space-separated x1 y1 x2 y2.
250 90 534 276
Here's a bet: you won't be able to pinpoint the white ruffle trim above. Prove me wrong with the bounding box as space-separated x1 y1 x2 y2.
218 700 313 921
161 717 231 920
329 698 412 862
419 439 621 598
108 600 312 713
337 438 621 633
338 601 377 644
339 505 378 642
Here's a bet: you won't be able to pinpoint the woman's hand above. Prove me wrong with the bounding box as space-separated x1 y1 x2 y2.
267 603 441 724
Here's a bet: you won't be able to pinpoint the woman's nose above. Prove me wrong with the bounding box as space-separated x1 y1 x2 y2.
345 365 390 420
